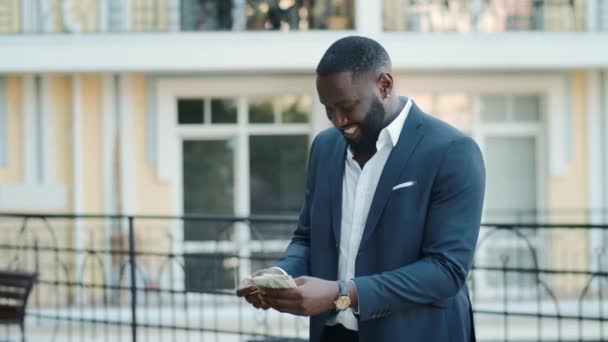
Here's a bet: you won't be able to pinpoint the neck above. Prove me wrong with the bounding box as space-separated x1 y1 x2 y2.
382 96 406 129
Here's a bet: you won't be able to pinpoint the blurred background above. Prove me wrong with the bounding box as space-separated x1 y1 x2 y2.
0 0 607 341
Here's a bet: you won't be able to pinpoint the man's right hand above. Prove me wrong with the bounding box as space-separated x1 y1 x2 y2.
235 268 284 310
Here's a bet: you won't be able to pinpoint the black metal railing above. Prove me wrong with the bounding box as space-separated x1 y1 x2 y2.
383 0 587 32
0 0 355 34
0 0 592 34
0 213 606 341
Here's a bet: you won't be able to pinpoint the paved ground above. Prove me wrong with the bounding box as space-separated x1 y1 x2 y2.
2 299 606 341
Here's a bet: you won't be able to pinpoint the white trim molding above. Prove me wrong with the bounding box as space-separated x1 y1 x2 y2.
603 70 608 218
4 33 608 73
22 75 37 183
40 75 54 183
587 70 604 221
0 77 7 167
0 183 66 210
587 0 599 32
586 70 606 272
355 0 382 37
108 0 131 32
71 74 85 303
168 0 181 32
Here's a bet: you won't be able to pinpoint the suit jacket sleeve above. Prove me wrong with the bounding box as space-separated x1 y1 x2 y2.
353 136 486 321
273 136 319 277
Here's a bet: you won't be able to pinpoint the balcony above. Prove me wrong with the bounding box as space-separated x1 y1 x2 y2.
0 0 607 72
0 0 356 34
384 0 588 33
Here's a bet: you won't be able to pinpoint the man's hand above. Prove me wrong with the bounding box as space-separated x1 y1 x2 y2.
235 268 283 310
259 276 339 316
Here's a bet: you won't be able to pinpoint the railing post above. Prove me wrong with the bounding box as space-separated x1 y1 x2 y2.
128 216 138 342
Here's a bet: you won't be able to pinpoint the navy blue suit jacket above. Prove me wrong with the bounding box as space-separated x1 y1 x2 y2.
275 102 486 342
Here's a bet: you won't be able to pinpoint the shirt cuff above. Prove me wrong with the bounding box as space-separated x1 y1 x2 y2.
350 279 360 314
270 267 288 275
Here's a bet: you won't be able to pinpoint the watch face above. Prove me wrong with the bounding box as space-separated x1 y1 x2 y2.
335 296 351 311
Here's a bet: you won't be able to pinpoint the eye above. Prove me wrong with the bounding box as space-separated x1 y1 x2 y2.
343 105 355 115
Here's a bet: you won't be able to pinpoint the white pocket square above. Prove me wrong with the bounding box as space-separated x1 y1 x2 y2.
392 181 416 191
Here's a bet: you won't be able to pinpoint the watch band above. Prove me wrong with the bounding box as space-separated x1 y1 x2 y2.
337 280 348 297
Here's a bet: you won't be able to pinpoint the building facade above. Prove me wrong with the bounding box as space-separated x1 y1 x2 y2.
0 0 607 305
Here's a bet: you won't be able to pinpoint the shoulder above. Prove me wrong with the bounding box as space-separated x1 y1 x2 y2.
313 127 342 145
416 107 479 154
309 127 343 154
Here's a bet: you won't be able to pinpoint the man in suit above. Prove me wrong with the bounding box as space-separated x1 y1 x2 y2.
237 36 485 342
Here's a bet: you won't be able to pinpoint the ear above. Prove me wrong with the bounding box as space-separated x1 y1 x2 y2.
377 73 394 99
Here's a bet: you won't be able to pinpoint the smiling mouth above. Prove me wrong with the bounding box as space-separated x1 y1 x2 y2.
342 125 359 138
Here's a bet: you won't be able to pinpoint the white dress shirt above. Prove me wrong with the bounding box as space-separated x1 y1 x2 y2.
327 98 412 331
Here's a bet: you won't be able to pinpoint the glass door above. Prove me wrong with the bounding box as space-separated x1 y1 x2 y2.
182 138 236 291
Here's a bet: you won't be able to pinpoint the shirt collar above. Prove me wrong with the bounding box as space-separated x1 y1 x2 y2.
384 97 412 147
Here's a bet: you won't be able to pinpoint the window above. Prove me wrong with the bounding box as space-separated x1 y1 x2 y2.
178 98 238 124
409 93 472 130
249 95 311 124
180 93 311 290
179 0 355 31
250 135 308 240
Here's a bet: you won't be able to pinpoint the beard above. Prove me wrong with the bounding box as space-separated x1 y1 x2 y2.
349 97 386 156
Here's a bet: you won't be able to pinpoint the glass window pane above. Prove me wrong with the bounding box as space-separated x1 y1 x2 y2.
180 0 203 31
251 251 285 273
249 98 275 123
182 139 234 241
436 93 472 128
483 136 537 222
211 98 238 123
178 99 204 124
383 0 472 32
250 135 308 239
280 95 311 123
512 95 540 122
481 95 508 123
184 254 236 291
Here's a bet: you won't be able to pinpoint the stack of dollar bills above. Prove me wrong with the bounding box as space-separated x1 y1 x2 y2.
251 274 297 289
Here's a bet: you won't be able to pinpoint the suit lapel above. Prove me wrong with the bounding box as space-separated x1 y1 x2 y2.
359 103 425 248
330 133 347 245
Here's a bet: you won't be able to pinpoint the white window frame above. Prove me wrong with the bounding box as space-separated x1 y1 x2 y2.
157 76 324 289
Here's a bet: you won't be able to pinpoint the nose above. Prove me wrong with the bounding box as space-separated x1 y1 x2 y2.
331 110 349 128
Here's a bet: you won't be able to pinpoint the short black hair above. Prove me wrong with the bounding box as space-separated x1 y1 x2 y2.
316 36 391 78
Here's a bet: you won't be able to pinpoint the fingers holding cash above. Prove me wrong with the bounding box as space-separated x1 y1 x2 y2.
250 273 297 289
237 268 297 310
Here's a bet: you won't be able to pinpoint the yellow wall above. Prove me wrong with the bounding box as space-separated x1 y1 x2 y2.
130 74 173 255
81 75 103 213
0 76 23 183
131 74 172 215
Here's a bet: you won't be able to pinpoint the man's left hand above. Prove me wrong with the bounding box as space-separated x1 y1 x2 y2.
259 276 338 316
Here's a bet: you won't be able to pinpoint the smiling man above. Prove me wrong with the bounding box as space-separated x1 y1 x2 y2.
236 36 486 342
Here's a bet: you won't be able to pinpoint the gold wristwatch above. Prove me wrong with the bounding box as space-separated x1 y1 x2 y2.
334 280 351 311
